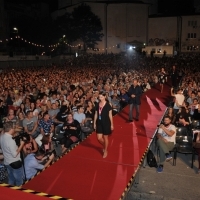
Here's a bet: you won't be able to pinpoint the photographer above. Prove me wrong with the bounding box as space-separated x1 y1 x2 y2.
156 116 176 173
0 122 24 186
24 149 54 180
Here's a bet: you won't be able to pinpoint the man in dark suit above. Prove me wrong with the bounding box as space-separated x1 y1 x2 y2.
170 65 178 88
128 79 142 122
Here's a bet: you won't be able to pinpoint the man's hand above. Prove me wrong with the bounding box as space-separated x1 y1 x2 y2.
159 124 165 129
131 94 135 98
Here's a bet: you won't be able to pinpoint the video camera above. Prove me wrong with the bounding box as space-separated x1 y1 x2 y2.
13 132 30 146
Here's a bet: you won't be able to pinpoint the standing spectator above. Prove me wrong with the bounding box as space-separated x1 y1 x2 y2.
128 79 142 122
171 88 185 114
73 106 86 126
170 65 178 88
0 122 25 186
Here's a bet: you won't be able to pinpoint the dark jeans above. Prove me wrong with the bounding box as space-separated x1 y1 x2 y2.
61 137 74 148
129 103 140 120
6 165 23 186
195 148 200 169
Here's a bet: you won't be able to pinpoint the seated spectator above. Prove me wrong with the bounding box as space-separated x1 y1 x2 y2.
73 106 86 126
23 135 38 156
141 78 151 92
189 98 199 117
187 92 196 105
171 88 185 114
24 149 54 180
175 107 191 127
54 105 69 134
156 115 176 173
40 134 52 153
48 103 60 121
50 94 57 104
23 110 39 139
193 131 200 174
84 100 95 120
5 109 18 124
119 88 129 109
193 104 200 120
60 113 81 153
166 107 175 124
12 93 22 108
38 113 54 142
111 95 120 115
16 103 26 116
16 112 25 131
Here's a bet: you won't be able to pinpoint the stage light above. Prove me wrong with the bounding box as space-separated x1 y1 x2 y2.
129 46 132 50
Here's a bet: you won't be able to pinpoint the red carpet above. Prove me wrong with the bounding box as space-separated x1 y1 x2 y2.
11 84 170 200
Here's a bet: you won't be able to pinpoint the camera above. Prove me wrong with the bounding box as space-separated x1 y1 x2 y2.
13 132 30 146
45 149 56 160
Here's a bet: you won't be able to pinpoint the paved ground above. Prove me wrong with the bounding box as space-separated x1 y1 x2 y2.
125 149 200 200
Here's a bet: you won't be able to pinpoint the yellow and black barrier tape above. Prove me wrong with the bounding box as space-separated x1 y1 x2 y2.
0 183 72 199
24 132 94 185
119 146 149 200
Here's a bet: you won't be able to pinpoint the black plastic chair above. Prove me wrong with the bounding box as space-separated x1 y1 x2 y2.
176 126 193 137
173 135 195 168
191 120 200 129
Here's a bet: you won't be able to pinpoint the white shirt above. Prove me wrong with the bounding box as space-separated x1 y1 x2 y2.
0 133 21 165
158 124 176 143
174 94 185 109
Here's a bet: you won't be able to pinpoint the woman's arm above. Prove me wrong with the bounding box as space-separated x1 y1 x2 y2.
94 110 97 130
31 139 38 153
109 110 114 130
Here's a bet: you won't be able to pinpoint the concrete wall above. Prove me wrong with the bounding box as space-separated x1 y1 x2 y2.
148 17 177 46
107 3 148 53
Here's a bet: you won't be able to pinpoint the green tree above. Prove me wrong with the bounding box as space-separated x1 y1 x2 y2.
71 3 104 50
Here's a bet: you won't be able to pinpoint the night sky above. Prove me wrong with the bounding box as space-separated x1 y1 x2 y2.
7 0 58 12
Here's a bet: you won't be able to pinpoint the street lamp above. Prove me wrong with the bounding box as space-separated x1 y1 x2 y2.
13 27 18 33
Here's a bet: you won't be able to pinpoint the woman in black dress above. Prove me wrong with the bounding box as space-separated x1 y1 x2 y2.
94 92 114 158
158 67 167 93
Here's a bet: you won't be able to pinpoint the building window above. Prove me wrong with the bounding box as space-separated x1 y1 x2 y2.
188 33 197 39
188 20 197 27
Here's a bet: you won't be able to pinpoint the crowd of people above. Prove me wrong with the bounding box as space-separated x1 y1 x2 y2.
0 53 200 186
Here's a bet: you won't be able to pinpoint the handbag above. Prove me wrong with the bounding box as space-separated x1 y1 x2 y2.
193 131 200 148
9 160 22 169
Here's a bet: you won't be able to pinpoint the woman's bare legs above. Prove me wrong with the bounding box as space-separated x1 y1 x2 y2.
97 133 108 158
103 135 109 158
160 84 163 93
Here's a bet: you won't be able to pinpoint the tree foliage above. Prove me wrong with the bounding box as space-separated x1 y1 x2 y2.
9 3 103 53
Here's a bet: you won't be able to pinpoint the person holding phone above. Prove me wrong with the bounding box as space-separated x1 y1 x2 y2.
94 92 114 158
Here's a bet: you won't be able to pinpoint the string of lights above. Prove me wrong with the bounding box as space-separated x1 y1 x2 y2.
0 35 122 51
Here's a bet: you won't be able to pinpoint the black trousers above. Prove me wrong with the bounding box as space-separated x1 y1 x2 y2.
61 137 73 148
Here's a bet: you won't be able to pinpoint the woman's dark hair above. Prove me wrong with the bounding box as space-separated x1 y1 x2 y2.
60 105 68 113
180 106 187 114
99 91 108 102
41 134 50 145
